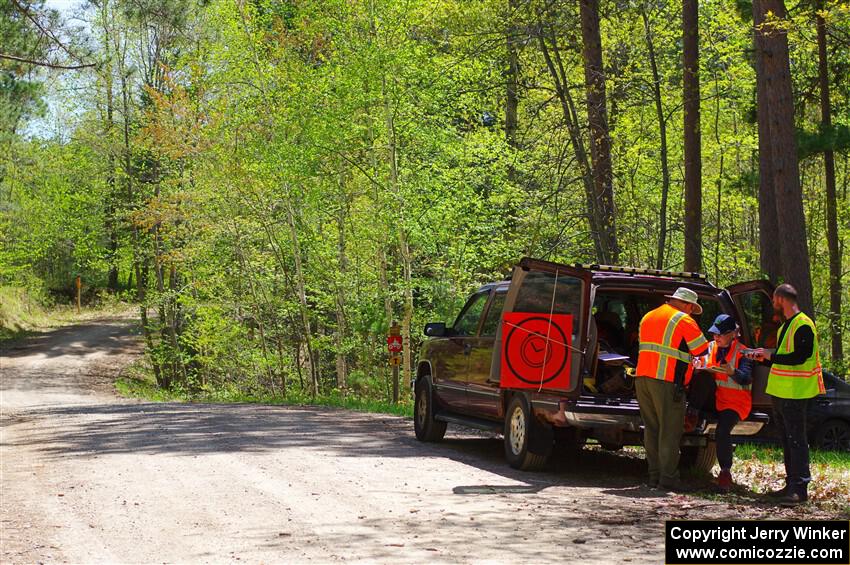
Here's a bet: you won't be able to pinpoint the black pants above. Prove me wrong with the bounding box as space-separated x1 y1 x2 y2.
772 396 811 494
715 409 739 471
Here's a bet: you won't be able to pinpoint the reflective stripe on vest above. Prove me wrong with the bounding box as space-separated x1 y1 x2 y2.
637 343 691 363
706 340 752 419
655 310 686 379
636 305 703 383
709 342 750 391
716 378 749 391
766 313 825 399
686 334 706 351
707 339 750 390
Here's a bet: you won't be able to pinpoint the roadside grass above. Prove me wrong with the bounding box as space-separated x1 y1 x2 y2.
115 359 414 417
735 442 850 470
673 442 850 514
729 443 850 512
0 286 58 340
605 445 849 514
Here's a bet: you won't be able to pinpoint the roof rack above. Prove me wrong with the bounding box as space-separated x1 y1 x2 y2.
575 263 708 281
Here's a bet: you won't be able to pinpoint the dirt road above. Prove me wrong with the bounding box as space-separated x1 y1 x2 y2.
0 319 839 563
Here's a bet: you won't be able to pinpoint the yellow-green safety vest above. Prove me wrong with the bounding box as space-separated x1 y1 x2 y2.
766 313 825 399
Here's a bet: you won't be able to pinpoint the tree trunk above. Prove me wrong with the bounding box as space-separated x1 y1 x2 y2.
233 228 275 392
683 0 702 273
335 185 349 391
377 239 393 400
115 18 159 383
817 0 843 362
383 74 413 393
754 0 814 315
713 71 724 282
167 263 185 384
642 9 671 270
505 0 519 151
286 197 318 395
752 3 782 283
366 3 395 399
152 180 173 389
101 0 119 292
579 0 618 264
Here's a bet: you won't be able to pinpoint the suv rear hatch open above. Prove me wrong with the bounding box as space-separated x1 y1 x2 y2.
495 258 768 439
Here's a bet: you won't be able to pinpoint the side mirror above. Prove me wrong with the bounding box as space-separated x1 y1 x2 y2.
424 322 447 337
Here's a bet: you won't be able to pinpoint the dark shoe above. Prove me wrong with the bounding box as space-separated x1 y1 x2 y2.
716 470 732 493
765 486 789 498
642 480 658 489
778 492 807 507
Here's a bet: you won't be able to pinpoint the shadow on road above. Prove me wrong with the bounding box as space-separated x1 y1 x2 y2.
5 400 656 492
1 319 141 360
3 400 807 526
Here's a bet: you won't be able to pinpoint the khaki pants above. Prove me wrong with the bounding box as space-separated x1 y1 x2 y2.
635 376 685 486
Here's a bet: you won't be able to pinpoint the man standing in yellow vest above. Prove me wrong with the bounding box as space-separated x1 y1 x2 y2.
635 287 709 492
750 283 825 506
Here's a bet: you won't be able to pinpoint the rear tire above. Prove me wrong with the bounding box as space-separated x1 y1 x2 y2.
414 378 446 442
679 442 717 475
504 395 550 470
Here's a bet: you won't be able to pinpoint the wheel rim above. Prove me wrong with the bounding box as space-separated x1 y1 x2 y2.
509 406 526 456
822 424 850 451
416 388 428 427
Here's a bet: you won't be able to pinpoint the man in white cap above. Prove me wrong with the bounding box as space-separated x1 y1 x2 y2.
635 287 709 492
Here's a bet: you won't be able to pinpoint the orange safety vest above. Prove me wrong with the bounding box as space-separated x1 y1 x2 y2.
704 339 751 420
636 304 709 386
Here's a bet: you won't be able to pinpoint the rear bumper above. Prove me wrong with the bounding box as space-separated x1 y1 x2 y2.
558 397 642 431
537 397 768 438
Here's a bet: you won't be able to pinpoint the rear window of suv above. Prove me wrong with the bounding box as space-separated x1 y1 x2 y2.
514 271 582 314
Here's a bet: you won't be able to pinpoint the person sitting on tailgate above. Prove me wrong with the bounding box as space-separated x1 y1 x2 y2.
692 314 754 493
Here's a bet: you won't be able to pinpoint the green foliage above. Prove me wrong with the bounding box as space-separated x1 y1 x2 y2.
0 285 52 339
1 138 111 292
116 361 414 416
797 124 850 160
1 0 848 400
0 0 50 139
735 442 850 469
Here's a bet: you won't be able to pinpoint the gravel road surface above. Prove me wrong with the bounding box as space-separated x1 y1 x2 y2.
0 318 837 564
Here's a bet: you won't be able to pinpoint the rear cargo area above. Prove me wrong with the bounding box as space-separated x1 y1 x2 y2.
585 288 722 402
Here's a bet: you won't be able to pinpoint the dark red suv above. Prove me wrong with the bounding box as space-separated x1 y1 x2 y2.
414 258 776 471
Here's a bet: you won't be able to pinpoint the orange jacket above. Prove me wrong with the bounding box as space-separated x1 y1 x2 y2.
703 339 752 420
636 303 708 386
